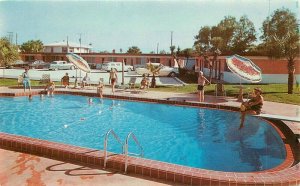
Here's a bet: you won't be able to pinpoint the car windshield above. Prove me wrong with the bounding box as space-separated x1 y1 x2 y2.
51 62 57 64
102 63 109 66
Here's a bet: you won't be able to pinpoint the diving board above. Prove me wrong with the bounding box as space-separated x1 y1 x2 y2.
254 114 300 122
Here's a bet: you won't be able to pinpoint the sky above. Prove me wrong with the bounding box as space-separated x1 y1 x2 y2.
0 0 299 53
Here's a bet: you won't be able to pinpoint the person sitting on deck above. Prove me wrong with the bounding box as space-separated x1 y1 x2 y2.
81 73 90 88
45 80 55 97
140 74 149 89
61 73 70 88
239 87 264 129
97 79 104 98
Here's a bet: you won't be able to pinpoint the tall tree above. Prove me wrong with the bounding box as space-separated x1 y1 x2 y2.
20 40 43 52
0 37 19 67
170 45 176 55
182 48 194 63
126 46 142 54
261 8 299 94
159 50 167 54
194 26 211 54
216 16 237 53
231 16 257 54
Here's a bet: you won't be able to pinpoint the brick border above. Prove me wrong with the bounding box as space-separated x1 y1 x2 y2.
0 90 299 186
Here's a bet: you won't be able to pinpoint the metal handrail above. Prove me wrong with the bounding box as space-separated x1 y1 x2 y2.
124 132 144 173
103 129 124 168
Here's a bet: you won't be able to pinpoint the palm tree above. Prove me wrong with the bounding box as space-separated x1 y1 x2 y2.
146 62 162 88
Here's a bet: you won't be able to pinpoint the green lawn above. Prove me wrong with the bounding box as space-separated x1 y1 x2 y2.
153 84 300 105
1 78 299 105
0 78 41 86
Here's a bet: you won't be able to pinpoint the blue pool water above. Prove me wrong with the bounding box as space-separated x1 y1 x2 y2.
0 95 286 172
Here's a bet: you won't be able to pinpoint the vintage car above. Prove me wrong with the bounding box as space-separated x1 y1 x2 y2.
135 63 179 77
101 62 133 72
29 60 49 69
49 61 75 70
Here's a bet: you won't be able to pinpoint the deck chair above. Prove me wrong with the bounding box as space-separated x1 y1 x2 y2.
128 77 137 89
17 75 23 87
40 74 50 85
81 77 91 88
215 83 226 97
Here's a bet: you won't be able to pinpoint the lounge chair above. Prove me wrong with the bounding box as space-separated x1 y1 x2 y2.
39 74 50 85
128 77 137 89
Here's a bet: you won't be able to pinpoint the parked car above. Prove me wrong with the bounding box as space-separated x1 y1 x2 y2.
101 62 133 72
12 60 29 68
29 60 49 69
96 63 102 70
88 63 97 69
135 63 179 77
49 61 75 70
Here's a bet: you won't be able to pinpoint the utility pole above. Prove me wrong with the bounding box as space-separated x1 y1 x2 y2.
7 32 13 43
67 36 69 53
156 43 159 54
78 33 82 56
15 33 18 45
171 31 173 47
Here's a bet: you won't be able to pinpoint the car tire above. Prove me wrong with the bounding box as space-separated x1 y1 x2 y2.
169 72 176 77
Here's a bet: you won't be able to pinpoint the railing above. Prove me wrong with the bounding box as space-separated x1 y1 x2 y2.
124 132 144 173
103 129 124 168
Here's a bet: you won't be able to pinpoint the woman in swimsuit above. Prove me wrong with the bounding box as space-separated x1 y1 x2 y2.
22 68 31 92
109 68 118 94
239 87 264 129
197 71 210 102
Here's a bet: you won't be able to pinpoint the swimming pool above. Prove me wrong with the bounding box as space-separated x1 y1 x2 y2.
0 95 286 172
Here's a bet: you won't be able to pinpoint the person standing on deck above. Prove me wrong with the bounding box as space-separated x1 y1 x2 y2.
197 71 210 102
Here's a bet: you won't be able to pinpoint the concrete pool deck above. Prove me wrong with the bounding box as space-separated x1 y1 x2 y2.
0 86 299 186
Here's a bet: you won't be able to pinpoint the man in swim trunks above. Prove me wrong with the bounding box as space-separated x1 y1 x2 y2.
109 68 118 94
239 87 264 129
197 71 210 102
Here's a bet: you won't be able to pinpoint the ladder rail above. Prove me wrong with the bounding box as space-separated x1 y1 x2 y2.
124 132 144 173
103 129 124 168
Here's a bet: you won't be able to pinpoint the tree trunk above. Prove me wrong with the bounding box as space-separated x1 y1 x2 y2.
287 58 295 94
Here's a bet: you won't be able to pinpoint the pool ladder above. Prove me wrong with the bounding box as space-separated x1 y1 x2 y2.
103 129 144 173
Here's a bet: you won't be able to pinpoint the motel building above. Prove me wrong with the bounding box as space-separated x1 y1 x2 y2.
20 41 300 84
43 41 92 54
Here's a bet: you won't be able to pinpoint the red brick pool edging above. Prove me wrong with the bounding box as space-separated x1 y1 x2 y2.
0 90 299 186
